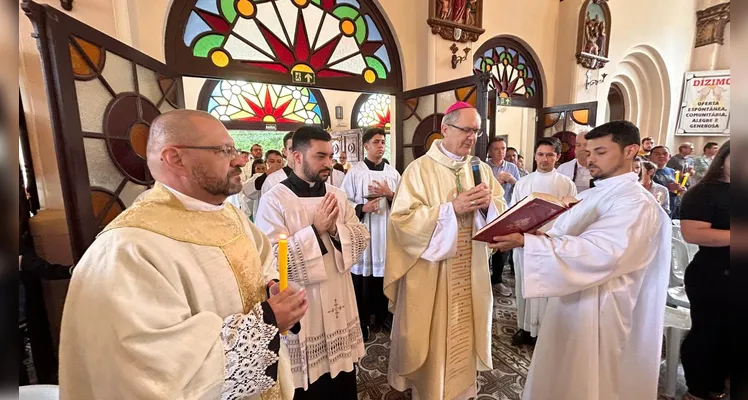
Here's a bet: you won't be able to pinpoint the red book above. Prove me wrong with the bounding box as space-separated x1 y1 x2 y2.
472 193 580 243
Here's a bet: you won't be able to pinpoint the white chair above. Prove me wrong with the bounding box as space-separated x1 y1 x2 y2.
667 285 691 309
662 306 692 398
672 220 683 241
670 238 690 287
19 385 59 400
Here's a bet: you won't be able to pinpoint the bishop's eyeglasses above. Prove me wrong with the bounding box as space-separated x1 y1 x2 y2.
173 144 243 159
446 123 484 138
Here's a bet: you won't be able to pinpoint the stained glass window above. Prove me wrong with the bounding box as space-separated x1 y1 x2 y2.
174 0 399 92
353 93 390 130
473 38 543 108
202 80 330 130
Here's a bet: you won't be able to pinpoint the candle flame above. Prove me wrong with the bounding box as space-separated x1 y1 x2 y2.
280 234 287 240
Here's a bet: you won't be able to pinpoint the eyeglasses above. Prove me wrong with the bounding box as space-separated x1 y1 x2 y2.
173 144 243 159
447 124 484 138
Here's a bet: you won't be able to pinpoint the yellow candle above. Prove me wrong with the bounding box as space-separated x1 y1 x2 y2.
278 235 288 292
675 171 680 184
682 172 689 187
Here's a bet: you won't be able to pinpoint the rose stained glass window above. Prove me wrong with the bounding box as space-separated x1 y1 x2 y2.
207 80 325 127
354 93 390 130
179 0 396 91
474 46 538 101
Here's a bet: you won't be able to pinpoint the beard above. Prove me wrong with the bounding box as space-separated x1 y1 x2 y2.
302 160 331 183
191 164 242 197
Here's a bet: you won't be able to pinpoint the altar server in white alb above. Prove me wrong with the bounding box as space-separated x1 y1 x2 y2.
255 126 370 399
386 101 506 400
261 132 296 196
59 110 308 399
341 127 401 339
490 121 671 400
510 137 577 347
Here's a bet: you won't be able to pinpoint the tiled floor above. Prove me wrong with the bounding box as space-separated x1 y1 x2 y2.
356 273 688 399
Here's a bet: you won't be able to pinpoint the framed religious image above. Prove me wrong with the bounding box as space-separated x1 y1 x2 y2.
427 0 485 43
575 0 611 69
675 70 730 136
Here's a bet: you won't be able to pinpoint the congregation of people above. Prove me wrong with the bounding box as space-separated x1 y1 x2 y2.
48 103 730 400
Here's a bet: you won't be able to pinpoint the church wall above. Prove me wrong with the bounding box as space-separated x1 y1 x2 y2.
554 0 697 150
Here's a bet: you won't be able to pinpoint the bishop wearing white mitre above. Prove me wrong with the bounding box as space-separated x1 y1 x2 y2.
491 121 671 400
255 126 370 399
59 110 308 400
385 102 506 400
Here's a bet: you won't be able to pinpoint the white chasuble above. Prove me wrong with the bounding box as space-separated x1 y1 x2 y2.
509 170 577 336
341 160 401 277
254 179 369 390
384 140 507 400
59 183 294 400
520 173 671 400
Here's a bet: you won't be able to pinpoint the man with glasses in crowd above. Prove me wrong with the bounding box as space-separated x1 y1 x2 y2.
386 102 506 400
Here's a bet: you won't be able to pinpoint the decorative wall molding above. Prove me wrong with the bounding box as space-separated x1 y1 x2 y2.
427 0 485 43
695 2 730 48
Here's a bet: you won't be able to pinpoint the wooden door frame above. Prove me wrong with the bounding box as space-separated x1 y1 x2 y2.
395 72 490 171
535 101 598 144
23 1 185 260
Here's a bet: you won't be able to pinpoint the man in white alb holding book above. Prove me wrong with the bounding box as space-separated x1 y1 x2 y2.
489 121 670 400
509 137 576 347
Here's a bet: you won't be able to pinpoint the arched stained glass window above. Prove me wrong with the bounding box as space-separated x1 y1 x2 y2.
473 36 544 108
352 93 390 131
166 0 403 93
197 79 331 131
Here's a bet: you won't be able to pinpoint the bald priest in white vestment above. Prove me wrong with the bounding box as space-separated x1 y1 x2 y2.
490 121 671 400
510 137 577 347
59 110 309 400
255 126 370 399
557 131 593 193
385 102 507 400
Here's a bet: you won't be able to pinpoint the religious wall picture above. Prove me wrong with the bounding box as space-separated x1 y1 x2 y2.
427 0 485 43
575 0 611 69
675 70 730 136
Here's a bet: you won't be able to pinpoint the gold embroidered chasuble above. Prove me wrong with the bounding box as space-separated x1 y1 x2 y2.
384 140 507 400
59 182 292 400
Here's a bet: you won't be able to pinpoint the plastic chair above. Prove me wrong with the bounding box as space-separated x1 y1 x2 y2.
672 220 683 241
670 238 690 287
667 285 691 309
662 306 691 398
19 385 59 400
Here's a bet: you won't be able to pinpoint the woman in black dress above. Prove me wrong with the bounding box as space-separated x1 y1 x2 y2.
679 140 730 400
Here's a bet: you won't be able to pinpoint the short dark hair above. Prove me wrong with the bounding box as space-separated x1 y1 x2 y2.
585 120 640 149
703 141 719 152
333 163 345 172
291 126 331 152
362 127 386 144
506 147 518 154
251 158 265 174
265 149 282 159
486 137 507 153
650 145 670 155
250 143 262 150
517 154 524 160
641 136 654 143
282 132 294 149
240 150 250 156
641 160 658 173
535 137 561 154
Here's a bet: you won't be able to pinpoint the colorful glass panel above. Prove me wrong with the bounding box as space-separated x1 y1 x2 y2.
181 0 394 86
207 80 324 125
474 45 538 101
355 93 390 130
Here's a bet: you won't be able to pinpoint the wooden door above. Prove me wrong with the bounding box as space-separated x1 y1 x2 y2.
24 1 185 261
395 73 490 172
536 102 598 165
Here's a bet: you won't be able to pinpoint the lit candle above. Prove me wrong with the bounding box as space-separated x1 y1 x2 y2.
278 234 288 292
682 172 689 187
